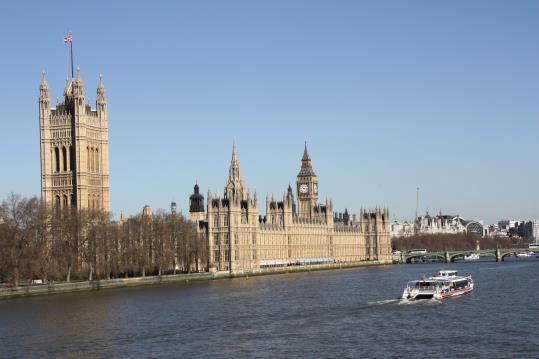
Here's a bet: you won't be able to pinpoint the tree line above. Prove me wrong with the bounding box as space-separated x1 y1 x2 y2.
0 193 207 287
392 233 532 253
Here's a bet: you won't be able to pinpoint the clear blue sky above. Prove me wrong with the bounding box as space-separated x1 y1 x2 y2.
0 1 538 224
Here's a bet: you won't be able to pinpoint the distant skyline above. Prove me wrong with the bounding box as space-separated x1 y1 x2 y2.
0 0 538 223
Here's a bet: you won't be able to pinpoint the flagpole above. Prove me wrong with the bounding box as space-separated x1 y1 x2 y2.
70 32 74 78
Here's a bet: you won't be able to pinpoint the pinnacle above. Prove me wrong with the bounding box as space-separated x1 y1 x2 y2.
98 73 105 88
302 141 310 161
40 70 47 84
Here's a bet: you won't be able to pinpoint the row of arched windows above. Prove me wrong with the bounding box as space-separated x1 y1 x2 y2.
54 145 73 173
55 194 72 208
88 194 101 210
87 146 100 173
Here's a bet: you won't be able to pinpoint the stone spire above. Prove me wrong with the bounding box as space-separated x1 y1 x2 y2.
299 142 316 176
229 142 240 182
225 142 245 201
302 141 310 161
287 184 293 198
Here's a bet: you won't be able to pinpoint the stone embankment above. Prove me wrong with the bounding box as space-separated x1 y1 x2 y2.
0 260 391 300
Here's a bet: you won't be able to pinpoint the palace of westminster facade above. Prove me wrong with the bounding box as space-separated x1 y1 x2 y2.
189 144 392 272
39 70 391 273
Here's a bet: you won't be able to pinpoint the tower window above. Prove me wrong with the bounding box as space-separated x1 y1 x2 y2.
54 147 60 173
87 147 90 171
62 146 67 171
70 145 74 172
90 148 94 172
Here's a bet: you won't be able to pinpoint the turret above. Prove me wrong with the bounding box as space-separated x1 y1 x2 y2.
96 74 107 121
39 71 51 122
72 67 85 107
142 205 153 223
190 183 205 213
39 71 50 103
343 208 350 225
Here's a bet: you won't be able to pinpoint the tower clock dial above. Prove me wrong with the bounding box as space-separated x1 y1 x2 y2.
299 184 309 194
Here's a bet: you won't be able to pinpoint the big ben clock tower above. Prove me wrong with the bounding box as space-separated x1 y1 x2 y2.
296 142 318 219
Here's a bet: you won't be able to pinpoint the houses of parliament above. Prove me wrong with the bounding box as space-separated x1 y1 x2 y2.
39 69 391 273
189 144 392 272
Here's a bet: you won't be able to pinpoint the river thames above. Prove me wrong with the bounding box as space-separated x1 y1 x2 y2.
1 260 538 358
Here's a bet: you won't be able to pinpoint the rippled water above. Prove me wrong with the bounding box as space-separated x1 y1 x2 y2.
1 260 538 358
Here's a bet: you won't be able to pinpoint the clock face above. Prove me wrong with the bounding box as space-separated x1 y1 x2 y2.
299 184 309 194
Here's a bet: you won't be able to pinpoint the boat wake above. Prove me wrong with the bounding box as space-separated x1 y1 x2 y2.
398 297 442 305
363 298 442 308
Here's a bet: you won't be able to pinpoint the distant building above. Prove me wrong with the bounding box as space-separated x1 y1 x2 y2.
390 212 485 238
486 224 509 238
497 219 536 238
533 220 539 243
415 212 485 236
390 221 414 238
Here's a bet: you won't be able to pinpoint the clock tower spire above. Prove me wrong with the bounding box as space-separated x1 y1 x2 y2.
296 142 318 219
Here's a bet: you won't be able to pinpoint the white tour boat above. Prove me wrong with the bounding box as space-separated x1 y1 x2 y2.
402 270 474 301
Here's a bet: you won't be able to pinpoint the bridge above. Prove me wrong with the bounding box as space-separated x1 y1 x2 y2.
401 248 534 263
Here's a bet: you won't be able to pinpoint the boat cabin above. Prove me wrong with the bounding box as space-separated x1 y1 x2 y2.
437 270 458 277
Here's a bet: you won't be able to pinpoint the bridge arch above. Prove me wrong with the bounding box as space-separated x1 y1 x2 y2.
405 253 446 264
448 252 467 262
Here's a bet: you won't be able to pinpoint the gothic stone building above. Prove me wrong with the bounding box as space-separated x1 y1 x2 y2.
39 69 110 211
189 144 391 273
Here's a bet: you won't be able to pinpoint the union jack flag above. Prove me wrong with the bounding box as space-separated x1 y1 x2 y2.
64 33 72 43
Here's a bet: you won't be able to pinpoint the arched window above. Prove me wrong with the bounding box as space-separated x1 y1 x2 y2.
69 145 74 172
55 195 61 208
87 147 90 171
95 148 99 172
91 148 95 172
62 146 67 171
63 195 68 207
55 147 60 173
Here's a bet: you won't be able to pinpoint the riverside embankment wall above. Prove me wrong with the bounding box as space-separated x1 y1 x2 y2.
0 260 392 300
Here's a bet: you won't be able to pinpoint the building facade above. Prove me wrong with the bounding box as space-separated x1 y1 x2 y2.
189 144 392 273
391 212 486 237
39 69 110 211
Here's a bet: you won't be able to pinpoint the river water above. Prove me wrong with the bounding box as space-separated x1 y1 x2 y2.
1 259 538 358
